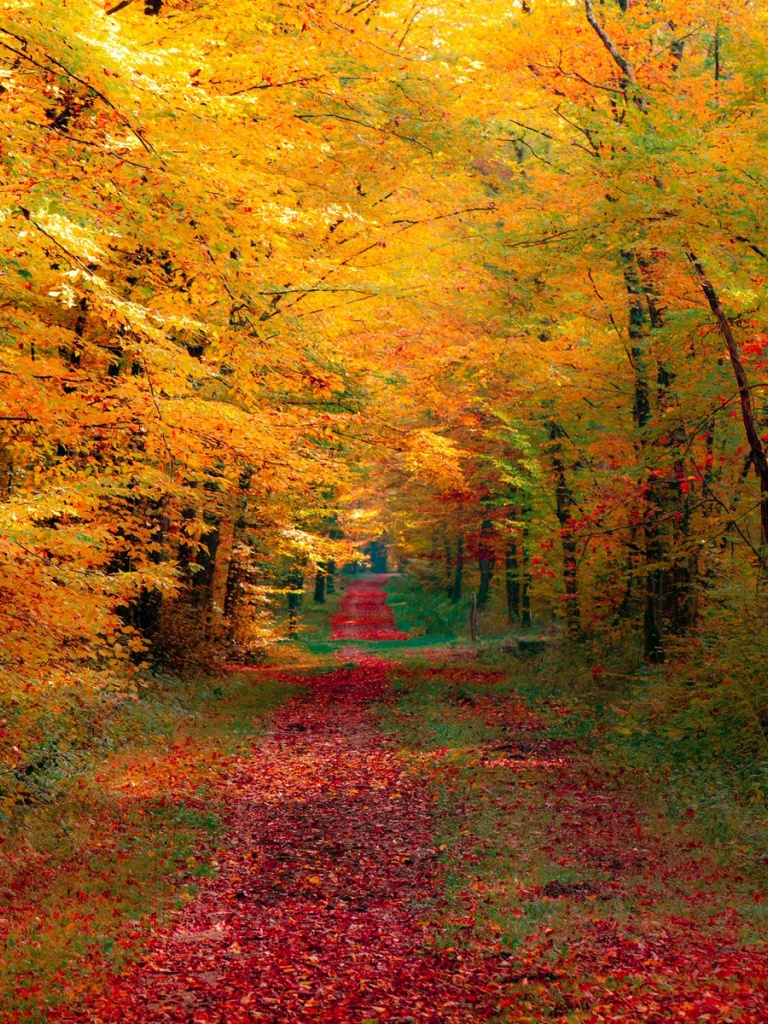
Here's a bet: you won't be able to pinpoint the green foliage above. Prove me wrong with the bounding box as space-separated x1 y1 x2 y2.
385 574 468 638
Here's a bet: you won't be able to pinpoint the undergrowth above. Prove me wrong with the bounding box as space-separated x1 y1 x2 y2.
0 670 294 1023
380 661 626 953
385 574 469 637
384 573 768 867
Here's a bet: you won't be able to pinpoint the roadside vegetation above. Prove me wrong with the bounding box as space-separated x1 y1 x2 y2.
0 672 293 1022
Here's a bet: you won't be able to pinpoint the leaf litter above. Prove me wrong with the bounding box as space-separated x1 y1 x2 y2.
48 579 768 1023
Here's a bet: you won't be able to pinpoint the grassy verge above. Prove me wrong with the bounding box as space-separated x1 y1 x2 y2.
381 656 617 958
382 574 768 862
496 644 768 872
381 650 768 966
297 585 343 652
0 670 295 1023
299 577 459 655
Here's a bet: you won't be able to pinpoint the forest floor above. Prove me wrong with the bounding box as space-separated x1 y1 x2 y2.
6 577 768 1023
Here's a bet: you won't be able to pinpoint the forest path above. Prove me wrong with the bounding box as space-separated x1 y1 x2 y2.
329 575 408 642
51 579 768 1024
53 579 506 1024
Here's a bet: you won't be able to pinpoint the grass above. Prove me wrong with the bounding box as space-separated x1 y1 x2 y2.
0 669 295 1023
379 658 618 955
384 572 548 642
377 652 768 1023
293 585 344 646
380 647 768 968
297 575 457 654
383 573 768 869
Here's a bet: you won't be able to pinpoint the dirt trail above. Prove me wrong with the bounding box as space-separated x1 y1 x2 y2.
53 580 504 1024
51 579 768 1023
330 576 407 642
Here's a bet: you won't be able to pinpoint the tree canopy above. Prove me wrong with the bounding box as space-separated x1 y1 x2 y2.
2 0 768 708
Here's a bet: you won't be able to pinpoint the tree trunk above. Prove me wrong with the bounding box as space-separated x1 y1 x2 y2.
477 519 495 610
469 593 478 642
209 516 235 635
623 250 665 661
520 507 533 629
224 545 243 620
664 456 696 634
326 560 336 594
617 535 637 621
313 563 326 603
505 537 521 623
287 591 301 635
687 249 768 553
287 578 304 636
450 535 463 603
478 559 493 609
623 251 652 429
521 569 532 629
547 421 583 640
643 541 665 662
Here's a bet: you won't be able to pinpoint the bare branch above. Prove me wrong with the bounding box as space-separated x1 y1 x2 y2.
584 0 648 111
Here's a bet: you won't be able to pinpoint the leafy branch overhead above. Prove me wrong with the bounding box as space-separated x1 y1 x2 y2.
0 0 768 781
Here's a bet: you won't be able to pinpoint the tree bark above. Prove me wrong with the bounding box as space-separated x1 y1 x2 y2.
313 563 326 603
623 250 665 662
505 537 521 623
287 568 304 636
642 256 696 636
516 502 533 629
209 516 235 634
521 567 532 629
224 545 243 620
450 535 463 603
687 249 768 551
477 519 495 610
547 422 583 639
584 0 647 110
